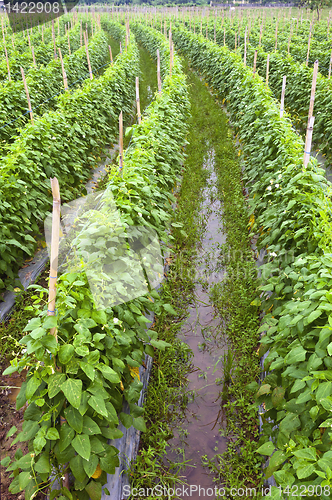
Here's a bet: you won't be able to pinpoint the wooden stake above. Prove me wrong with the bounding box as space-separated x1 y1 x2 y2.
58 48 68 91
253 49 257 76
119 111 123 171
243 27 247 67
21 67 33 124
68 31 71 55
280 75 286 118
109 45 113 65
308 60 319 120
42 24 44 44
224 27 226 46
48 177 61 342
274 20 278 52
235 31 237 50
157 48 162 92
3 42 11 82
83 31 93 80
136 76 141 124
80 22 82 47
303 115 315 168
328 48 332 80
52 20 57 59
31 46 36 67
214 22 216 43
266 53 270 85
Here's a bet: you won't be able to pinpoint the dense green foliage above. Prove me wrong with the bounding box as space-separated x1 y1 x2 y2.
0 21 135 294
1 22 189 500
172 25 332 498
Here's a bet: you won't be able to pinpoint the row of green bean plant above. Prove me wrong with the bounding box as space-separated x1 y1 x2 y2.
0 23 104 149
196 21 332 168
0 21 136 294
1 22 189 500
172 25 332 499
0 16 82 81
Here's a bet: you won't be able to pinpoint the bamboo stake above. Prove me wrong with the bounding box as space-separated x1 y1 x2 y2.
4 45 11 81
67 31 71 55
119 111 123 171
109 45 113 65
83 31 93 80
12 35 15 51
243 27 247 67
31 46 36 67
52 20 57 59
306 23 312 66
235 32 237 50
280 75 286 118
42 24 44 44
266 53 270 85
157 48 162 92
21 67 33 124
303 116 315 168
58 48 68 91
308 60 319 120
253 49 257 76
80 22 82 47
48 177 61 342
328 48 332 80
274 20 279 52
136 76 141 124
224 27 226 46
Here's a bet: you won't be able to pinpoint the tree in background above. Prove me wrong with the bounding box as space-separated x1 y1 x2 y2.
294 0 332 21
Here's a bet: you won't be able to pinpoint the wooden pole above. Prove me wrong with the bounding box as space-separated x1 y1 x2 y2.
253 49 257 76
109 45 113 65
48 177 61 342
4 45 11 81
303 116 315 168
42 24 44 44
308 60 319 120
306 23 312 66
52 19 57 59
266 53 270 86
80 22 82 47
328 48 332 80
68 31 71 55
280 75 286 118
119 111 123 171
243 27 247 67
83 31 93 80
274 20 278 52
31 46 36 67
21 67 33 124
224 27 226 46
235 31 237 50
157 48 162 92
136 76 141 124
58 48 68 91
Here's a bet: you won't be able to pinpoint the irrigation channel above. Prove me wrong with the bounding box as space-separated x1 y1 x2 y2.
131 62 261 497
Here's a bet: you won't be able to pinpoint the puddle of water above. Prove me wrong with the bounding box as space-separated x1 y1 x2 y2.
165 149 228 498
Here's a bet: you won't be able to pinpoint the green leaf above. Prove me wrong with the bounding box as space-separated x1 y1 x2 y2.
82 416 101 436
6 426 17 439
271 387 285 407
34 453 50 474
296 463 315 479
64 406 83 433
26 375 41 400
293 448 317 461
43 316 57 330
96 364 120 384
23 317 41 332
61 379 82 409
83 454 99 478
59 344 75 364
256 441 275 456
133 417 146 432
1 456 11 467
284 346 306 365
48 373 66 399
119 412 133 429
80 362 95 381
91 310 107 324
70 455 86 482
307 309 323 324
46 427 60 440
256 384 271 397
88 395 108 418
85 480 102 500
59 423 75 452
150 339 171 350
100 427 123 440
72 434 91 461
19 471 31 490
163 303 177 315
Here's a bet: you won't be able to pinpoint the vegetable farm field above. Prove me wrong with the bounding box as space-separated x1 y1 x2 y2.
1 4 332 500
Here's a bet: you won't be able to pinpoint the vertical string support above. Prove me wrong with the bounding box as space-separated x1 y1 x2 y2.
83 31 93 80
48 177 61 341
21 67 33 124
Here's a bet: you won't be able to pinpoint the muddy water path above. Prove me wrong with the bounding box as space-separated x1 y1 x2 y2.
165 151 228 496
